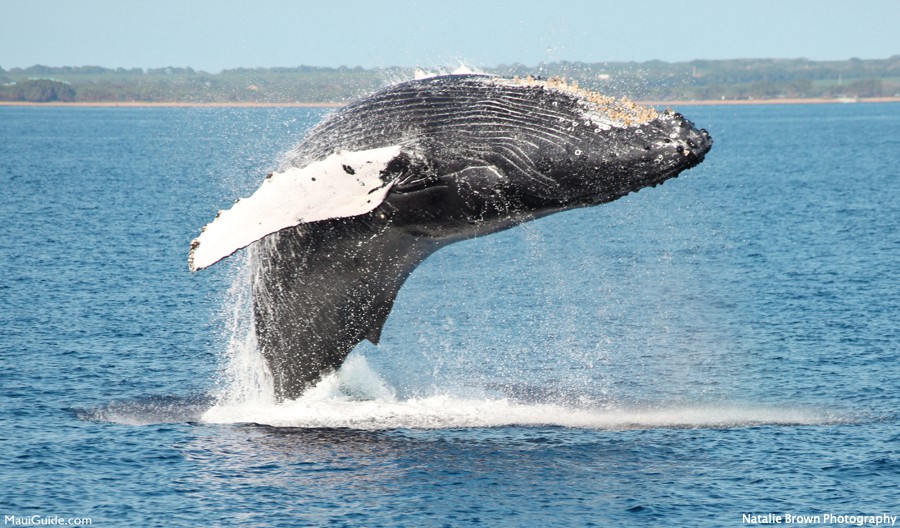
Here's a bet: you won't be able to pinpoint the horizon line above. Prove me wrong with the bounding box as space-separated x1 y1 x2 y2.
3 55 899 75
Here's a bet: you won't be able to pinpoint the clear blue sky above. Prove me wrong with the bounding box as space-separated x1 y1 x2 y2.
2 0 897 72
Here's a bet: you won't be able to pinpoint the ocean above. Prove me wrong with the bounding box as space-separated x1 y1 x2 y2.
1 102 897 526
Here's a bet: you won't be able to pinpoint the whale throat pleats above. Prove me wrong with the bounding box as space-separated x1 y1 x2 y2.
250 217 437 400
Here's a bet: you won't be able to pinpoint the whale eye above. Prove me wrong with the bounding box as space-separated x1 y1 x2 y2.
380 152 412 180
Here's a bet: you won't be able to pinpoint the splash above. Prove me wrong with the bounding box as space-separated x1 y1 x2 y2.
202 349 846 430
210 249 274 406
198 251 849 431
414 63 483 80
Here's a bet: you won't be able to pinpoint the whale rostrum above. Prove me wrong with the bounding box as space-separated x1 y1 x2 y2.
190 74 713 401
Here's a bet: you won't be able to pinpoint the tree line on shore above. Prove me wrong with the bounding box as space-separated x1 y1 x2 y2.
1 57 898 103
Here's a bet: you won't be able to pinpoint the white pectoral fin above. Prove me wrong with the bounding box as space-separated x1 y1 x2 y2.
189 145 402 271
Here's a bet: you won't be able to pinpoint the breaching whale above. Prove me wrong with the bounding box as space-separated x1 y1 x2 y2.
190 74 712 401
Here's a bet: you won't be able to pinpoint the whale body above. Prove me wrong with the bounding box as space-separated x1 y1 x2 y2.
190 74 712 400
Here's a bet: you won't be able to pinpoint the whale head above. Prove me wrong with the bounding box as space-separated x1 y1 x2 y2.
501 91 713 209
349 74 713 239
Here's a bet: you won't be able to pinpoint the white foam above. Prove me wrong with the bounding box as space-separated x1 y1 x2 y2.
201 356 843 430
202 397 842 431
190 145 401 271
413 64 484 80
200 229 843 433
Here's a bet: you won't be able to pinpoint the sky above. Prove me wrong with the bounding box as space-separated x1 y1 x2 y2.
2 0 898 72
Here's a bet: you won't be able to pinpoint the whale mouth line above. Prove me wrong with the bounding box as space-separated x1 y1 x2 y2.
568 151 709 208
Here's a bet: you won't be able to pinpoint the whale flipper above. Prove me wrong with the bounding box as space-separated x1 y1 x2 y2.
189 146 403 272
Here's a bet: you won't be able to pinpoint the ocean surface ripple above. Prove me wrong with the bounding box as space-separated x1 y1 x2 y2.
1 103 897 526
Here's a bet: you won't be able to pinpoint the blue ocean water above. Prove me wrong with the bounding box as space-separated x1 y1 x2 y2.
1 102 897 526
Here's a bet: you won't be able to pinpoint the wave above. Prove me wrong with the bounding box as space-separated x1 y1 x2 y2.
200 355 847 431
77 354 848 429
75 394 214 426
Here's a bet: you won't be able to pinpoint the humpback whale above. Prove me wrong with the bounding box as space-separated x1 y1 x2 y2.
190 74 712 400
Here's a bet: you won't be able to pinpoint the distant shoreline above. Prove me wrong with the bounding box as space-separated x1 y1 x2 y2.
0 101 346 108
2 97 899 108
643 97 900 106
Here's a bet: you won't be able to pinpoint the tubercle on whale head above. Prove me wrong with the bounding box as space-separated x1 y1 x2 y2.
568 110 713 207
498 75 659 128
589 112 712 203
461 78 713 210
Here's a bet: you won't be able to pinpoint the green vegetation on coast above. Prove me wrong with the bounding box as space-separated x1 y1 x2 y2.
1 57 898 104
